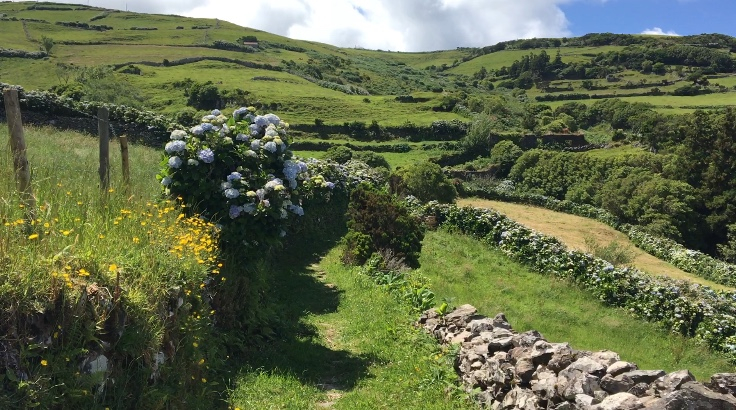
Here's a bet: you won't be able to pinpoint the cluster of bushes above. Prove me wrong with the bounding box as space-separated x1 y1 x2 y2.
0 48 47 59
292 140 411 153
324 146 392 170
129 26 157 31
89 11 109 21
295 119 467 142
422 202 736 363
343 185 425 268
462 179 736 288
55 21 112 31
210 40 257 52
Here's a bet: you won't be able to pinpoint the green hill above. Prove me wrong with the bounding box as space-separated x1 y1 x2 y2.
2 1 736 126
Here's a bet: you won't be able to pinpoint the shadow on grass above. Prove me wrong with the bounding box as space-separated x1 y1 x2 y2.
232 225 377 392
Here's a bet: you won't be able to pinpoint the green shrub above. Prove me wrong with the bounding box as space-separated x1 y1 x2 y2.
345 185 425 267
352 150 390 170
325 145 353 164
489 140 522 178
391 162 457 204
584 235 635 267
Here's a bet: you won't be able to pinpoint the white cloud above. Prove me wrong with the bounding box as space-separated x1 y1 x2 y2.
641 27 680 36
9 0 574 51
197 0 574 52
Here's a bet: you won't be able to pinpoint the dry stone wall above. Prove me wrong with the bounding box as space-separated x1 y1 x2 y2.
419 304 736 409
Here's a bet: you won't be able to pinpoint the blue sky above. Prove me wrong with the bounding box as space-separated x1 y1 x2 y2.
8 0 736 51
562 0 735 38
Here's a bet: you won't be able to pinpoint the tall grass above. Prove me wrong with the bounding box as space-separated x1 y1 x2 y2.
0 125 223 407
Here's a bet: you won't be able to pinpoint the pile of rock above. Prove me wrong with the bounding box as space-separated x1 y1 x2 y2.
419 305 736 409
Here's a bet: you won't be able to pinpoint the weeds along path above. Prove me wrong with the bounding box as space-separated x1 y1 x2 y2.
457 198 732 291
228 246 473 410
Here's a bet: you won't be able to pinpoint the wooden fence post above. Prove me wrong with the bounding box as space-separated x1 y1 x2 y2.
3 88 36 223
98 107 110 191
119 135 130 189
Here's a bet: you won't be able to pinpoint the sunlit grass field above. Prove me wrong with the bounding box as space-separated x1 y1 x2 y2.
419 229 734 381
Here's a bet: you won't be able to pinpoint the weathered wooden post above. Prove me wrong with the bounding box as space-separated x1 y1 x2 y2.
3 88 36 223
119 134 130 189
98 107 110 190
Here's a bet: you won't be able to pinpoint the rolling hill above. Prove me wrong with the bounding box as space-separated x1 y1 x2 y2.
2 1 736 127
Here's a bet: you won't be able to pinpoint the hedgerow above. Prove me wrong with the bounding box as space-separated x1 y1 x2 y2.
463 179 736 288
421 202 736 363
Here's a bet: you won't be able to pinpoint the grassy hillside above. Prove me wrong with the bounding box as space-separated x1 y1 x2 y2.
2 1 736 127
457 198 731 290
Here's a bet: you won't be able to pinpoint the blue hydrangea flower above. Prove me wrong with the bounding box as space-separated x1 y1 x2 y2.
264 141 278 153
168 156 183 169
227 172 242 182
203 114 216 121
190 125 204 135
249 123 260 136
254 115 269 128
236 133 249 142
211 109 221 116
242 203 256 214
251 140 261 151
229 205 242 219
224 188 240 199
264 113 280 126
326 181 335 190
161 176 172 186
200 123 215 132
288 204 304 216
221 181 233 190
233 107 249 119
246 150 258 158
198 149 215 164
187 159 199 166
165 140 186 154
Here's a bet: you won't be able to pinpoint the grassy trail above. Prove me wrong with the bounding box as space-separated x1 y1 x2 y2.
229 245 473 410
458 198 732 291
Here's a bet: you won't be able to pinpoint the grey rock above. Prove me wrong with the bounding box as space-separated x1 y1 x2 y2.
512 330 545 348
451 330 473 344
509 346 533 363
601 374 636 394
629 383 650 398
608 361 639 377
515 358 536 386
576 394 596 407
594 389 610 403
592 392 643 410
646 382 736 410
567 356 607 377
501 387 539 410
493 312 512 330
530 367 558 402
469 318 495 334
419 308 440 324
592 350 621 367
660 370 695 393
621 370 667 386
555 403 574 410
486 328 515 354
445 304 477 327
532 340 574 370
709 373 736 396
558 368 601 400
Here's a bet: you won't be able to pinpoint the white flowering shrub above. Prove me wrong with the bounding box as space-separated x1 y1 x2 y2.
159 107 339 249
423 202 736 362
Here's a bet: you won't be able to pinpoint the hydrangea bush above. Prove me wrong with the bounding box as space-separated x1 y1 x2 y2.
159 108 337 249
422 202 736 362
464 179 736 288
